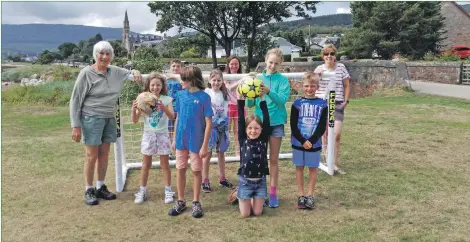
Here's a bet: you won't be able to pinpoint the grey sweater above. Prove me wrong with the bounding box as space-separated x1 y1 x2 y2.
69 65 132 128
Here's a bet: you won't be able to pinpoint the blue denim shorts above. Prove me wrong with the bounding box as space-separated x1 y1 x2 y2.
270 124 285 137
237 176 267 200
80 115 117 146
292 149 321 168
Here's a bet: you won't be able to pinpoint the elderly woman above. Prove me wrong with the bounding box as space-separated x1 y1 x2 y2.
70 41 142 205
314 44 351 175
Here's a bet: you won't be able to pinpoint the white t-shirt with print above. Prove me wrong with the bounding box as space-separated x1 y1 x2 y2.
143 95 172 133
204 88 229 120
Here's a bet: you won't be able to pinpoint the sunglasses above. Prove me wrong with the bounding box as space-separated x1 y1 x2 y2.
323 52 336 56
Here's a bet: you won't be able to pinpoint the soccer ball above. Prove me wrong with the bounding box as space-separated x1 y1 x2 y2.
237 77 262 99
136 92 158 114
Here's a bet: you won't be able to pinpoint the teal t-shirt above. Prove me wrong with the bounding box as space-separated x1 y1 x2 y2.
247 70 291 126
143 95 173 133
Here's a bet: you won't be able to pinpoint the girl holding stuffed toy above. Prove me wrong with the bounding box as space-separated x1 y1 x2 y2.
131 72 175 205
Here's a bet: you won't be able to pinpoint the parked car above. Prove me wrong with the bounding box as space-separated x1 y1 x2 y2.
440 46 470 59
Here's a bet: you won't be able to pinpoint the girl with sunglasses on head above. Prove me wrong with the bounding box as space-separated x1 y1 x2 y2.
314 44 351 175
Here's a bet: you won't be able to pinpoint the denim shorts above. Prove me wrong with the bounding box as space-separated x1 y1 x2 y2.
292 149 321 168
80 115 117 146
270 124 285 137
237 176 267 200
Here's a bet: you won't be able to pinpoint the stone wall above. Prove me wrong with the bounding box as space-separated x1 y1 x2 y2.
439 2 470 49
255 61 462 98
406 62 461 84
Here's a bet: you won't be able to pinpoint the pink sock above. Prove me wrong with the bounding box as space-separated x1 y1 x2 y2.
269 187 277 195
203 178 209 183
219 176 226 182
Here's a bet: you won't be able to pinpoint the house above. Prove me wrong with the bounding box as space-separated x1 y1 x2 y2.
207 36 302 58
305 36 341 50
439 2 470 49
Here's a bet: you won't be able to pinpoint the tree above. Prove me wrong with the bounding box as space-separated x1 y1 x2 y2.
148 2 245 68
37 50 55 64
58 42 77 59
134 46 159 60
7 55 22 62
240 2 318 72
242 26 278 69
343 2 444 59
109 40 128 58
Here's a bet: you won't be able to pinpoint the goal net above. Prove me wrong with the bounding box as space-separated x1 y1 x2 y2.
114 72 335 192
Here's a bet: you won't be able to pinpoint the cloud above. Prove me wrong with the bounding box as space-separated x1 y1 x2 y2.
336 8 351 14
1 2 352 36
1 2 169 35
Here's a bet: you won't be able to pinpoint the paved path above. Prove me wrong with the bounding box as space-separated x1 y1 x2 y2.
409 81 470 100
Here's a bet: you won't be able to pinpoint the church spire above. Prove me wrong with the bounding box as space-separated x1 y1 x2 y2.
124 10 129 29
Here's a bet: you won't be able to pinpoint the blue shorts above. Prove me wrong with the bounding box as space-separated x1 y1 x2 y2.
237 176 267 200
80 115 117 146
270 124 285 137
168 113 177 132
292 149 321 168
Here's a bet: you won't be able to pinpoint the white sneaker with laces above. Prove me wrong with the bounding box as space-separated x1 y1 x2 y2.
164 190 175 204
134 190 147 204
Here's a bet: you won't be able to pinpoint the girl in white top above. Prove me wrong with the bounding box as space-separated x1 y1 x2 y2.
314 44 351 175
201 69 234 192
131 72 176 204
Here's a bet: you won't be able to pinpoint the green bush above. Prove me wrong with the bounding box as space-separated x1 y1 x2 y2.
439 53 461 62
1 65 80 82
2 80 75 106
132 58 164 74
121 80 142 105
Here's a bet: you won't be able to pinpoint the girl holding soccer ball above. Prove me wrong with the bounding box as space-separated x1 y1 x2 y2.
246 48 291 208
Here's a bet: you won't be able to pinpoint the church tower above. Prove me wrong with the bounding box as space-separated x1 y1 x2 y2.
122 10 130 53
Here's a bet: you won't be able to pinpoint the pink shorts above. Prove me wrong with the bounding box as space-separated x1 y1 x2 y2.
176 150 202 171
228 104 238 118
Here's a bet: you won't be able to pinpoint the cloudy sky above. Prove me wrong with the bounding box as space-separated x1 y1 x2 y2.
1 1 352 36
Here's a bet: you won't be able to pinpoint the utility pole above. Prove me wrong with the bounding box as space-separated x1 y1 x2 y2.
308 24 311 54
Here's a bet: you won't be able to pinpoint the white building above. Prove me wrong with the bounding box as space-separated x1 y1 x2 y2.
207 37 302 58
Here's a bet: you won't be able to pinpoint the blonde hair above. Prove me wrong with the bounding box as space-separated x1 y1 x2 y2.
302 72 321 87
321 44 337 56
208 69 228 101
265 48 284 62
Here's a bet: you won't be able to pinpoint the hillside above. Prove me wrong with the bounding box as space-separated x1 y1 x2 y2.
1 24 131 57
461 4 470 12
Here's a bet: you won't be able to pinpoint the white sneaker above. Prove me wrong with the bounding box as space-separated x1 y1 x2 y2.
134 190 147 204
164 190 175 204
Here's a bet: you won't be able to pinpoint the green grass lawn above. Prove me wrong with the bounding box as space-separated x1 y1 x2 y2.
2 90 470 242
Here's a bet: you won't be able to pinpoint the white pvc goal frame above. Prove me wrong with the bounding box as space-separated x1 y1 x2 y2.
114 72 335 192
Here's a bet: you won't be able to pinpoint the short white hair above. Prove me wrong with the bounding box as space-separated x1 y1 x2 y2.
93 41 114 62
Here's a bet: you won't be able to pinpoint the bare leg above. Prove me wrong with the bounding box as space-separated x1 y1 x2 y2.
269 136 282 188
84 145 99 186
202 151 212 181
176 168 186 201
160 155 171 187
239 200 252 217
96 143 110 181
140 155 152 187
232 117 240 156
307 168 318 196
252 198 265 216
334 121 343 169
193 170 202 202
295 166 305 196
217 152 226 179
